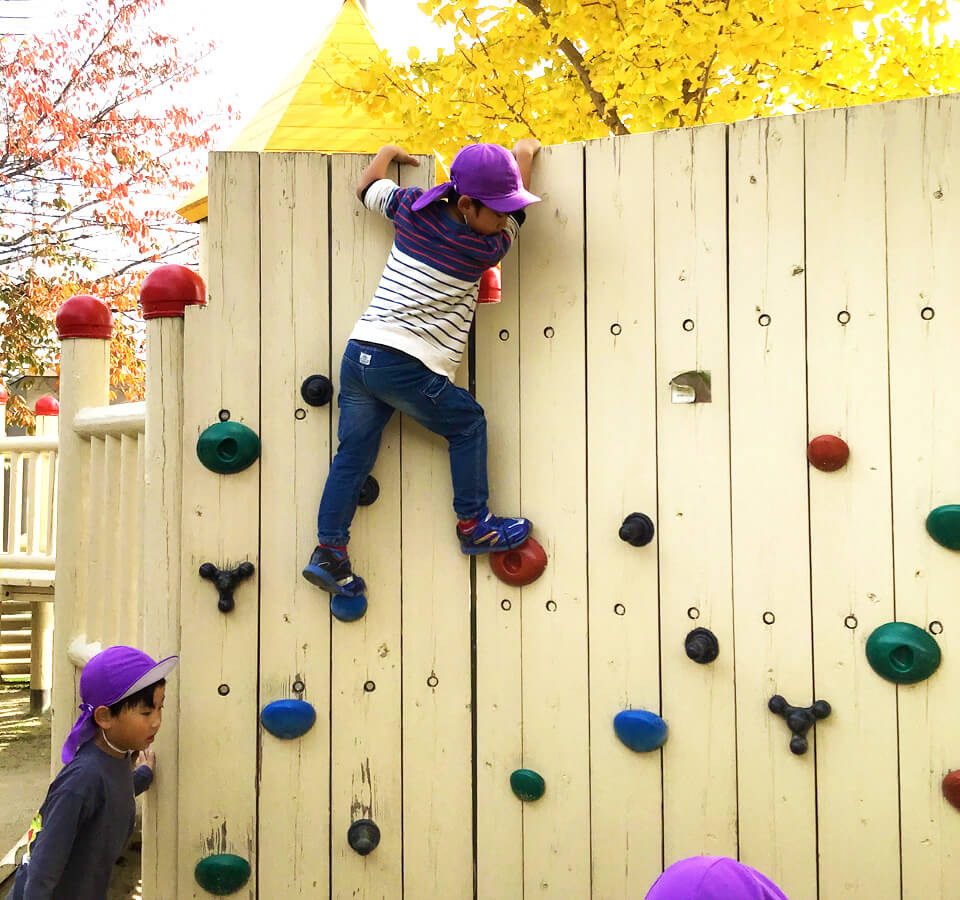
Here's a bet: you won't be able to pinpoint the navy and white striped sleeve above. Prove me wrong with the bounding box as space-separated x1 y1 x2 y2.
362 179 422 221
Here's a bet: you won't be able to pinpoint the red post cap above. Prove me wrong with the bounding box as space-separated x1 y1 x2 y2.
56 295 113 340
0 382 7 404
807 434 850 472
34 395 60 416
478 266 501 303
139 264 207 319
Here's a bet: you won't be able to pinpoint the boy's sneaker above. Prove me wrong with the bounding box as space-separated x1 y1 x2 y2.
457 510 531 555
302 545 366 596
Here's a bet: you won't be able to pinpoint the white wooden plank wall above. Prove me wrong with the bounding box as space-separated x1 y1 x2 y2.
178 151 261 899
328 154 404 899
258 153 332 898
474 209 524 898
728 115 817 900
884 95 960 900
654 123 738 864
584 133 662 897
805 106 901 900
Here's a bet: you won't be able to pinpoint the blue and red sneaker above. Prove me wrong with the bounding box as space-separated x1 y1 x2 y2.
457 510 531 555
302 545 366 597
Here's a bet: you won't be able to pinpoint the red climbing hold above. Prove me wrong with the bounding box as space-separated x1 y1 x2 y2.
478 266 501 304
807 435 849 472
943 771 960 810
490 537 547 587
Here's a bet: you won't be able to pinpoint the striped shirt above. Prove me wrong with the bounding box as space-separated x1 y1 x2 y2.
349 179 524 378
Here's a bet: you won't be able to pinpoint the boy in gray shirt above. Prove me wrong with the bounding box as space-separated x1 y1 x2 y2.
11 645 177 900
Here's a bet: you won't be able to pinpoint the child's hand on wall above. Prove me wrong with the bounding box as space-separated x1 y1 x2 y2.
135 749 156 771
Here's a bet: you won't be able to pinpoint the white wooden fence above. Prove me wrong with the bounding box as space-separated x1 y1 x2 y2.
47 90 960 900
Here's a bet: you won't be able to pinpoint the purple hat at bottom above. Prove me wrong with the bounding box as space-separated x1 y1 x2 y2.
61 645 178 764
645 856 789 900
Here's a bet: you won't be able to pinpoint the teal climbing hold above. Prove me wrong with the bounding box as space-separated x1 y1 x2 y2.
510 768 545 801
613 709 668 752
194 853 251 895
196 421 260 474
865 622 941 685
260 699 316 739
926 505 960 551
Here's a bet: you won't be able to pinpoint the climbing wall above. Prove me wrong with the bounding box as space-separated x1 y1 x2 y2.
175 92 960 900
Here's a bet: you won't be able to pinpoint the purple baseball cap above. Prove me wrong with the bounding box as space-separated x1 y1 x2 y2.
61 645 178 763
645 856 789 900
411 143 541 213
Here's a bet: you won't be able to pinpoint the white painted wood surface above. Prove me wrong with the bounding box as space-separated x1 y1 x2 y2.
804 104 901 900
257 152 332 898
884 94 960 900
328 154 403 900
584 132 663 897
654 122 738 865
178 151 261 899
728 114 817 900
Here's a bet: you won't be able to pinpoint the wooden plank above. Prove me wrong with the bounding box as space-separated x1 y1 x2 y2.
7 452 22 555
474 196 524 896
804 104 900 900
84 438 105 642
728 114 817 900
653 122 737 863
258 152 332 898
101 434 121 646
584 132 663 897
884 94 960 900
328 153 403 900
516 141 591 897
395 157 475 899
178 150 260 899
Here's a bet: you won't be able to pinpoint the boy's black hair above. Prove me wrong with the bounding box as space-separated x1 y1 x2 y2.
448 188 484 211
107 678 165 716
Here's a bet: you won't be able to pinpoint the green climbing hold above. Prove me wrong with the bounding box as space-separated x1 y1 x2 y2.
196 421 260 474
926 505 960 551
865 622 941 685
510 768 546 802
194 853 251 895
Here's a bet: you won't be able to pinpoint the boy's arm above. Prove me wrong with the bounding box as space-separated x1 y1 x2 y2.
512 139 541 190
20 791 86 898
356 145 420 200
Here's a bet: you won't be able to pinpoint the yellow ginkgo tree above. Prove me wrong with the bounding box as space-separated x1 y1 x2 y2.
320 0 960 162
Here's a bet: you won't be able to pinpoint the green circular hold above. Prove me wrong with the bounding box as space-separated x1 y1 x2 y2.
194 853 251 895
510 768 546 802
865 622 941 685
196 421 260 474
926 505 960 551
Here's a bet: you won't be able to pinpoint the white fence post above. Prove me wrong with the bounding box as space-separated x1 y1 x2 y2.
51 296 112 775
139 264 205 900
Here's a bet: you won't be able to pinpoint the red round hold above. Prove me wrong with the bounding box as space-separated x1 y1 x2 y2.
55 295 113 340
807 434 849 472
478 266 501 304
0 382 7 403
490 537 547 587
140 264 206 319
943 770 960 810
34 395 59 416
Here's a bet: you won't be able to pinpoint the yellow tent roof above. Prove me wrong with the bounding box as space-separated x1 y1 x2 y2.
177 0 423 222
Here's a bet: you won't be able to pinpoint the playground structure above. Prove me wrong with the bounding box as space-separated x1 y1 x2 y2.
44 90 960 899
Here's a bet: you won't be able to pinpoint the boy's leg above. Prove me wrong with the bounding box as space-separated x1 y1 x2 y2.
304 346 395 594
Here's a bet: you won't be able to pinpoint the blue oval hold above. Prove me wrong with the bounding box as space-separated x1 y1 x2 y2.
260 699 316 739
331 593 367 622
614 709 668 752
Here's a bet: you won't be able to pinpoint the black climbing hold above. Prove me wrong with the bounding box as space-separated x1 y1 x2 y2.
619 513 655 547
684 627 719 664
199 561 255 613
358 475 380 507
300 374 333 407
348 819 380 855
768 695 831 755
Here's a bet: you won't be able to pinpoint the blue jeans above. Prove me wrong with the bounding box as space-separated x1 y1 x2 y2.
316 340 488 546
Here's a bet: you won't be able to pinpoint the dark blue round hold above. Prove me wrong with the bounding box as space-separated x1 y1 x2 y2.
331 593 367 622
613 709 668 752
260 699 317 739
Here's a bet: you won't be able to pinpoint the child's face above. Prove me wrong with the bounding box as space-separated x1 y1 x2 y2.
101 683 165 753
458 196 509 235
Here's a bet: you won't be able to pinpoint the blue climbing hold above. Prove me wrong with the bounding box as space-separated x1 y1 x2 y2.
613 709 668 752
331 593 367 622
260 699 316 739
